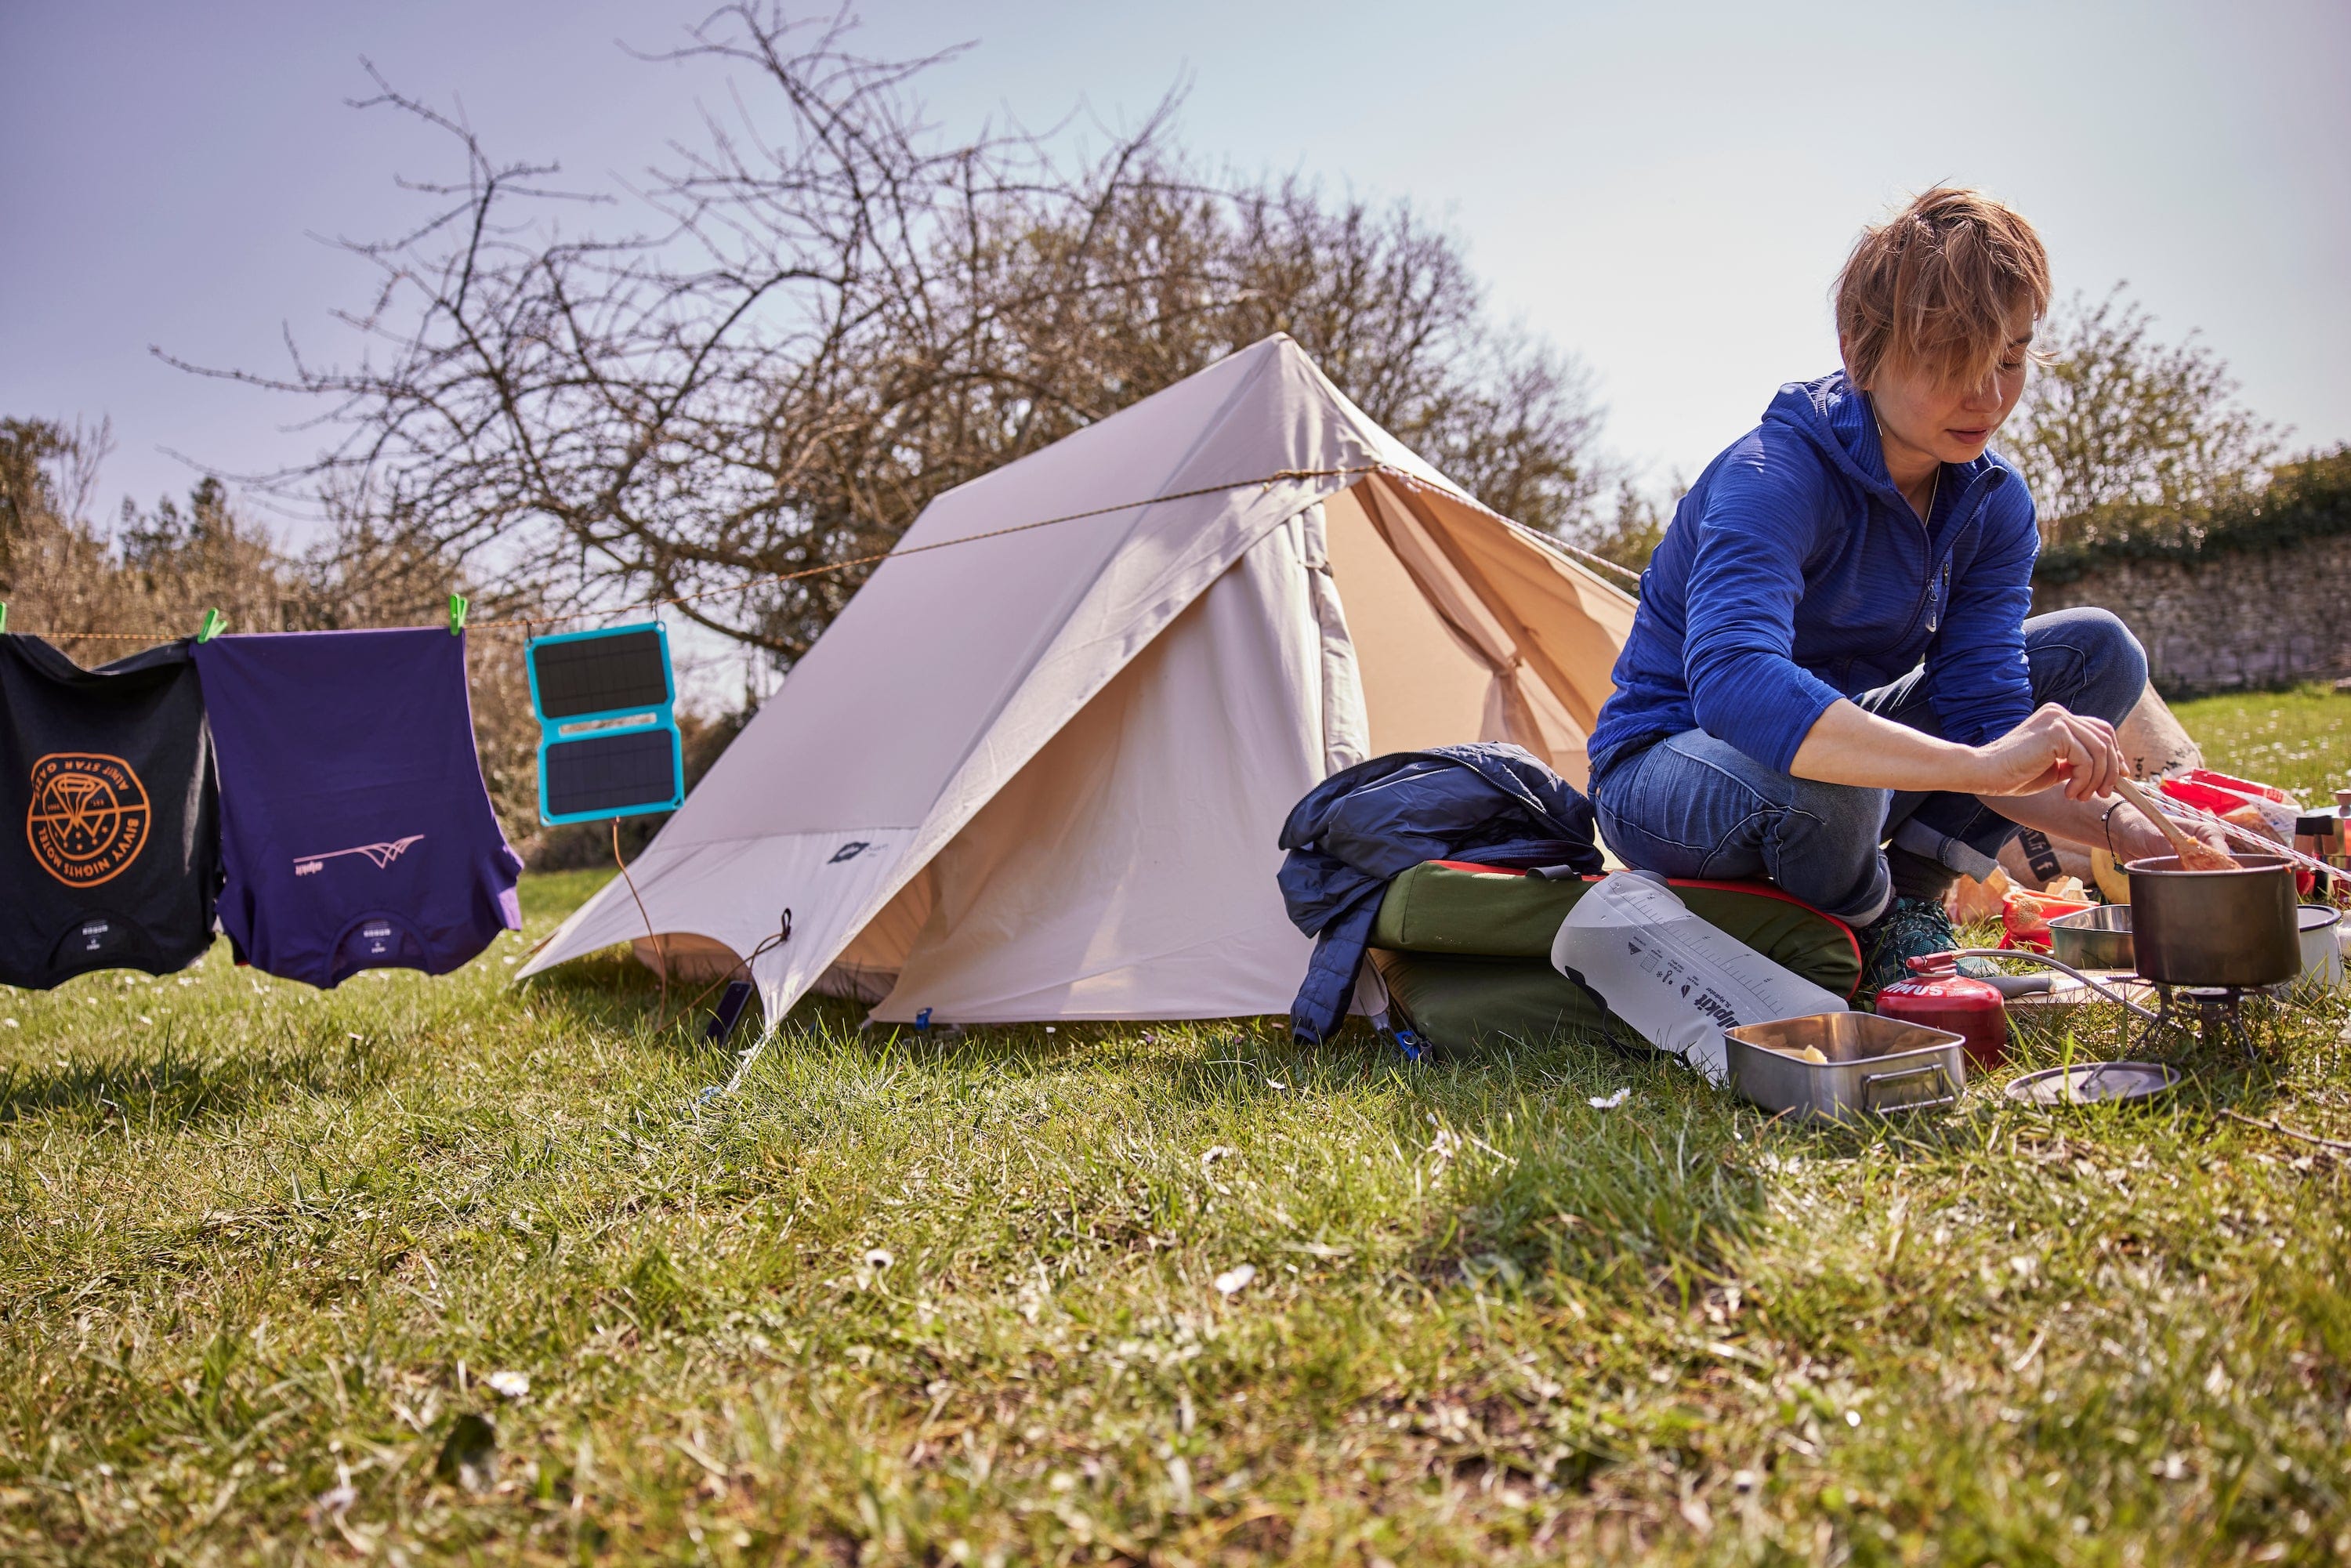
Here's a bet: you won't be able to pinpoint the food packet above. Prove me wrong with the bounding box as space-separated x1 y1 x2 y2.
2224 802 2285 846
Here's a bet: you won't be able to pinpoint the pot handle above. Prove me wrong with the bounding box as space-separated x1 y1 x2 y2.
1860 1061 1957 1114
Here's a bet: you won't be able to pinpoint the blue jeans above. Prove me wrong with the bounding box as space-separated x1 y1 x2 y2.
1589 608 2148 925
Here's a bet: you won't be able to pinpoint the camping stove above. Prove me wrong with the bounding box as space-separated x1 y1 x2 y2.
2135 983 2277 1058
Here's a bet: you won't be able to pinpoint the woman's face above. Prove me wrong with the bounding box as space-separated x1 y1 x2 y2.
1859 300 2037 467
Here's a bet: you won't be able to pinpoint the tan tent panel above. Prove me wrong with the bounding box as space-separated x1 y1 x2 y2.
523 335 1636 1027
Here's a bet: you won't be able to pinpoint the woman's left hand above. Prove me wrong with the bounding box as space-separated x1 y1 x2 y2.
2106 805 2235 866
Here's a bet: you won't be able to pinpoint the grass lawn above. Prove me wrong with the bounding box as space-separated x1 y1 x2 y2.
4 693 2349 1564
2171 683 2351 802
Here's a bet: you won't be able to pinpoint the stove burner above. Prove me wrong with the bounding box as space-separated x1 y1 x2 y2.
2136 983 2280 1058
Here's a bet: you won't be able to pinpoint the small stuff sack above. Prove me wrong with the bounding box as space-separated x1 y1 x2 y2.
1550 872 1849 1085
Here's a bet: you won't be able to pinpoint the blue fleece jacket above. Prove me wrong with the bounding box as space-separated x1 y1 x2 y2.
1585 371 2041 785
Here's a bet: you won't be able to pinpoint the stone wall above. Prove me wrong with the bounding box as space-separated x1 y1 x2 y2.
2030 532 2351 696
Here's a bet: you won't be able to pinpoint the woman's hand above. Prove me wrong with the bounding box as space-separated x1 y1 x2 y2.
2104 803 2236 866
1962 704 2122 799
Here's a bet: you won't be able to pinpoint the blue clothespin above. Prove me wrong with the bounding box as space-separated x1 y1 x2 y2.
196 609 225 643
914 1007 933 1032
448 592 469 636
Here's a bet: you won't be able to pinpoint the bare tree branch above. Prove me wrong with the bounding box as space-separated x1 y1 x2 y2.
171 2 1607 668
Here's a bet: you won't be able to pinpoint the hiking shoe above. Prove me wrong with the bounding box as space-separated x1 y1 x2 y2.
1857 895 1969 998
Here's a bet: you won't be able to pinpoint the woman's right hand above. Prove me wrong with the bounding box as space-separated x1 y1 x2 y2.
1964 704 2124 800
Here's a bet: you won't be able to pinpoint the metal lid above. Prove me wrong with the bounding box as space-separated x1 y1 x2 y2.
2005 1061 2180 1106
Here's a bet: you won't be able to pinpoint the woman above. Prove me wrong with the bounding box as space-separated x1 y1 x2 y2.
1585 187 2204 993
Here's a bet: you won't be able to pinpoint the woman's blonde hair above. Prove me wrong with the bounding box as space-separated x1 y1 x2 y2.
1835 187 2050 391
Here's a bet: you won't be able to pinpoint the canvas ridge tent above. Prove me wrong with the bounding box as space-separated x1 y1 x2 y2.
521 335 1636 1027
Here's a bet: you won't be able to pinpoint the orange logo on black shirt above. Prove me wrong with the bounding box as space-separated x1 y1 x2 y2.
27 752 151 887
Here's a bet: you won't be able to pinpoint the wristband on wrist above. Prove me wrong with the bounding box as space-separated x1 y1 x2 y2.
2100 798 2126 857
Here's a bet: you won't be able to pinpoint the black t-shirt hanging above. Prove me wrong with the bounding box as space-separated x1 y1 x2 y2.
1 636 220 987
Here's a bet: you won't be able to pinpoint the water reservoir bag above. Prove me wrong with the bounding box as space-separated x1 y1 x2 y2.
1551 871 1848 1084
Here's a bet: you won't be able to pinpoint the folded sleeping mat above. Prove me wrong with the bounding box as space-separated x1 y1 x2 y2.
1367 861 1860 1052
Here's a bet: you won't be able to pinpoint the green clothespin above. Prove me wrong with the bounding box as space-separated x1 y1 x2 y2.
0 603 9 635
196 609 225 643
448 592 469 636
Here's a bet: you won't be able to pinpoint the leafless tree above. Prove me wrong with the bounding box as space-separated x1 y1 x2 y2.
173 3 1605 668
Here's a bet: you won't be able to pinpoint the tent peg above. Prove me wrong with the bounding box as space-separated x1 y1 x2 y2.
448 592 469 636
196 608 226 643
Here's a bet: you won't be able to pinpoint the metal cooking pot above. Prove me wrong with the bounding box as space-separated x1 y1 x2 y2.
2050 904 2134 972
2123 853 2301 988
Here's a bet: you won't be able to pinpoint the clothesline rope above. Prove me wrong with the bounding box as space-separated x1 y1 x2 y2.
13 462 1436 644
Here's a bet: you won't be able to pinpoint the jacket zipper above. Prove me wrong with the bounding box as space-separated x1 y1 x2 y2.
1893 467 1993 645
1888 493 1940 648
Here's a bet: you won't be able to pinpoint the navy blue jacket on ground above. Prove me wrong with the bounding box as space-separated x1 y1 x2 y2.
1585 371 2041 786
1277 743 1602 1042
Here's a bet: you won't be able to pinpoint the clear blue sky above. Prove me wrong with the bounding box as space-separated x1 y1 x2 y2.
4 0 2346 535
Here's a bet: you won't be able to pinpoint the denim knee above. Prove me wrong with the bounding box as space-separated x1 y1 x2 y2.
1782 774 1886 846
2025 607 2146 725
1768 776 1893 923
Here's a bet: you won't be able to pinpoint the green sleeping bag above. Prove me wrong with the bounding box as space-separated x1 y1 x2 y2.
1367 861 1860 1052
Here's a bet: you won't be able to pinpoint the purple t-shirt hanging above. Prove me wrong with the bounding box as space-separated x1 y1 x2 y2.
193 628 523 987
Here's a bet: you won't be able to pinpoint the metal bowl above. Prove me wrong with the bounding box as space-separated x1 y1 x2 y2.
1724 1012 1966 1123
2123 853 2301 988
2050 904 2134 972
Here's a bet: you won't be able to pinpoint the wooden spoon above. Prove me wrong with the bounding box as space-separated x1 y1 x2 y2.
2114 776 2238 871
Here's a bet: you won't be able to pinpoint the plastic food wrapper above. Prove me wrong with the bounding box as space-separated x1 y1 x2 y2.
2189 768 2292 806
2164 774 2303 842
2161 771 2313 893
1549 872 1848 1085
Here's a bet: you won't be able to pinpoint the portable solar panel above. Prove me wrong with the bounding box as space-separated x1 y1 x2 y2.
526 623 686 823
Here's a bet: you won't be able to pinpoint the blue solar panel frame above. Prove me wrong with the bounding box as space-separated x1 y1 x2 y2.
526 622 686 824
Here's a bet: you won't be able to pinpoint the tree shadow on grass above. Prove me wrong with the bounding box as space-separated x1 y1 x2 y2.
515 950 2332 1318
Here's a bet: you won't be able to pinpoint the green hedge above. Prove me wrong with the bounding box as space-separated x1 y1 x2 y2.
2033 446 2351 585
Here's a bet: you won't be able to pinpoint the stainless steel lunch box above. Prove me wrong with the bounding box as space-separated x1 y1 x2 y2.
1724 1012 1969 1122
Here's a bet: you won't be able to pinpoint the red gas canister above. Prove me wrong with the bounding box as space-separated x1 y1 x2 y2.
1874 957 2008 1070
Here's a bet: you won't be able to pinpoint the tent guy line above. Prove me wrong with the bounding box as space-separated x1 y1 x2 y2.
14 462 1654 646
